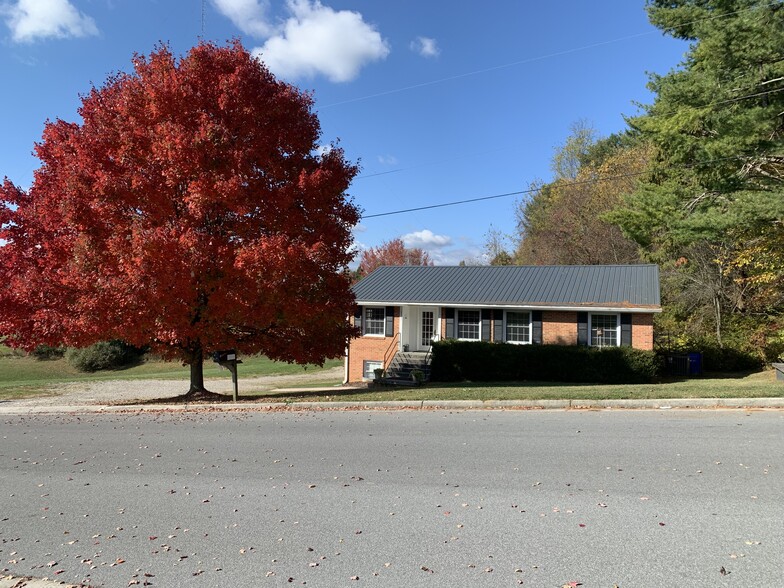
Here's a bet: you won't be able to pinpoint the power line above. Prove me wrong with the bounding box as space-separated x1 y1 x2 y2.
358 84 784 183
317 2 781 111
356 147 511 180
317 30 657 110
713 86 784 106
361 155 753 219
363 190 529 219
345 3 782 184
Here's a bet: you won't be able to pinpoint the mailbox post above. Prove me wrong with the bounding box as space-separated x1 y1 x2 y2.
211 349 243 402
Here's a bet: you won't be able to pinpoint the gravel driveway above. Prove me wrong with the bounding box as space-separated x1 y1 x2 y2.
7 366 347 408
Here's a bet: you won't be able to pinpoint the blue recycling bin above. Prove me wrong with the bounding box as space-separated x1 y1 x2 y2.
687 352 702 376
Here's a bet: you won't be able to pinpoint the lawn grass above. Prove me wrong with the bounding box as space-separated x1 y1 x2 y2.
0 354 343 400
246 369 782 403
1 349 781 404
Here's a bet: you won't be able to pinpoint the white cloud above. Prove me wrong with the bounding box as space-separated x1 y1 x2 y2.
250 0 389 82
402 229 452 249
3 0 98 42
429 247 481 266
410 36 439 58
377 154 398 166
211 0 273 37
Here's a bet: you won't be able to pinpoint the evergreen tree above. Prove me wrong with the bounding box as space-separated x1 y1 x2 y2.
616 0 784 352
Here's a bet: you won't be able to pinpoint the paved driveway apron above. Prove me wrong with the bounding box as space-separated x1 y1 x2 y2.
1 410 782 587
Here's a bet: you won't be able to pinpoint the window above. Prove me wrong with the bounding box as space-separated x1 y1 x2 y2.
505 311 531 344
421 310 434 347
457 310 480 340
590 313 619 347
363 307 385 336
363 360 383 380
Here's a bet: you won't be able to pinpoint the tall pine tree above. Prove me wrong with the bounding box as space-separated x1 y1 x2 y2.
616 0 784 353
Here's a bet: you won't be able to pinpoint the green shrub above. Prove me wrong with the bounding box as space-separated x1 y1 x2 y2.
0 344 25 359
658 336 765 373
430 340 661 384
699 345 763 372
31 344 66 360
66 340 144 372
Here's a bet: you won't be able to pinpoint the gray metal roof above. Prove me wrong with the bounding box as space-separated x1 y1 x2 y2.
352 265 661 310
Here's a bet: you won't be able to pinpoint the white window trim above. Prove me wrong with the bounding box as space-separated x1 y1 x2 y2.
504 309 532 345
588 312 621 348
456 309 481 341
362 360 383 381
363 306 386 338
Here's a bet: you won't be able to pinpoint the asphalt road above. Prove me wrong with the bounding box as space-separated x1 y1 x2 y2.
1 409 782 587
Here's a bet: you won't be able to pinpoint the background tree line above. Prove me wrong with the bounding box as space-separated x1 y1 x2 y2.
495 0 783 362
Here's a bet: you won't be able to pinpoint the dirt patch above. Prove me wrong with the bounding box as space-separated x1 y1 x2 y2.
9 366 346 408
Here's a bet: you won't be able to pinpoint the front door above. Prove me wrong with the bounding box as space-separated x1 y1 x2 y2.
418 309 435 351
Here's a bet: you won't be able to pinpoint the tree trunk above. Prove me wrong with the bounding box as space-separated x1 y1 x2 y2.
714 262 723 348
187 345 209 395
714 295 723 348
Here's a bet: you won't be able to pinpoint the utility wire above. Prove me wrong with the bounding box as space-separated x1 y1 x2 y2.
713 86 784 106
317 2 781 111
359 87 784 182
363 190 529 219
361 154 754 219
356 147 511 180
346 5 783 183
317 30 657 110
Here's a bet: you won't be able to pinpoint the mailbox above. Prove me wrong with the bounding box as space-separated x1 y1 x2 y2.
212 350 238 363
211 349 242 401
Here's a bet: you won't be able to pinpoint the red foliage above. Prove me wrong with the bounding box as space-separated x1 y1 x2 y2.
0 42 359 375
357 238 433 278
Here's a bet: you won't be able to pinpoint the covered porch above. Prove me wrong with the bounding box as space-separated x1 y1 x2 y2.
398 305 441 353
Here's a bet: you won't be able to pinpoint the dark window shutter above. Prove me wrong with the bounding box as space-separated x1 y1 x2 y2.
481 309 492 342
577 312 588 346
532 310 543 345
354 306 363 332
385 306 395 337
493 310 504 342
445 308 455 339
621 313 632 347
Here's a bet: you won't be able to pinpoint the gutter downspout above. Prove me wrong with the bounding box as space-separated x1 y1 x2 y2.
343 344 349 385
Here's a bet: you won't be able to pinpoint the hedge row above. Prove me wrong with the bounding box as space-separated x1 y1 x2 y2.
429 340 661 384
65 340 145 372
691 345 763 373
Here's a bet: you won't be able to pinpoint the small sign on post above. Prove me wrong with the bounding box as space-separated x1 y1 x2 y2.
211 349 243 402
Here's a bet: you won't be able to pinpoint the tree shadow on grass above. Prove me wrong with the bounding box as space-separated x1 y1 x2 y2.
113 385 372 406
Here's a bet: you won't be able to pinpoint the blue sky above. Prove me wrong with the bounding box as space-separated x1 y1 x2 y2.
0 0 688 264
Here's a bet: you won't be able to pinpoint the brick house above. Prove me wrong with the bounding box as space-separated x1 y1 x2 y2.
345 264 661 383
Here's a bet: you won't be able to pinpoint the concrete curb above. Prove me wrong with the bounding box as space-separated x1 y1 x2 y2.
0 576 84 588
0 397 783 415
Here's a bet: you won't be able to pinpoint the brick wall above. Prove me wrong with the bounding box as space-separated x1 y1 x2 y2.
348 307 656 382
347 308 400 382
440 308 447 339
542 310 578 345
632 313 654 350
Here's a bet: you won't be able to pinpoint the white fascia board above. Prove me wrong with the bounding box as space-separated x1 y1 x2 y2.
355 301 662 313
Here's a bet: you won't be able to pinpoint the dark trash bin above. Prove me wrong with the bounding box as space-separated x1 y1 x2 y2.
666 354 689 376
666 353 702 377
687 352 702 376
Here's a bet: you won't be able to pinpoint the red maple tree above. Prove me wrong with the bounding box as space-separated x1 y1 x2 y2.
0 41 360 395
356 238 434 279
